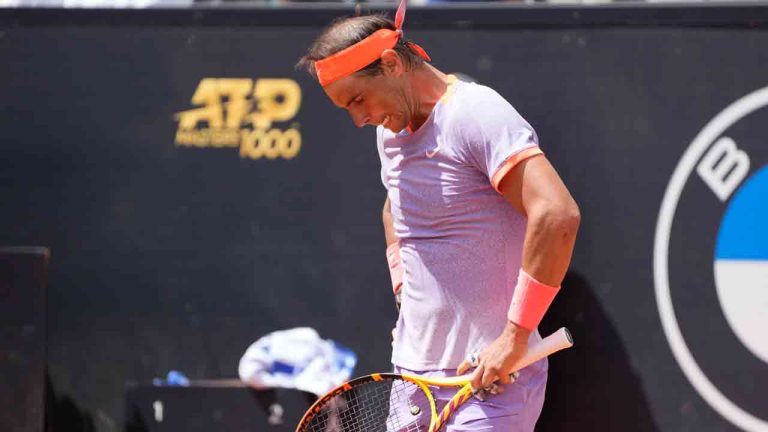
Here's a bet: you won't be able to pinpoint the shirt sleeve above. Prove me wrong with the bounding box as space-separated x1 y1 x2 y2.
457 86 543 193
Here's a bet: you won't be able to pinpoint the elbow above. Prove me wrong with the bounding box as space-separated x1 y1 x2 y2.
382 207 393 225
382 198 391 222
531 199 581 243
554 205 580 244
382 197 391 215
564 200 581 238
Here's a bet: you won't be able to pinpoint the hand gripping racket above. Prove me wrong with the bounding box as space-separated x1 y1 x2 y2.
295 327 573 432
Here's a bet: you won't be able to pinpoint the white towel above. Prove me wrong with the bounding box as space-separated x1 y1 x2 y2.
238 327 357 396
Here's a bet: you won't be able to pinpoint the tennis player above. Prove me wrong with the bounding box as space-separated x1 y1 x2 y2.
298 2 580 430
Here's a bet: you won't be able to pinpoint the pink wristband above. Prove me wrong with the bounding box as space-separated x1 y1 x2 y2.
386 243 404 296
507 269 560 330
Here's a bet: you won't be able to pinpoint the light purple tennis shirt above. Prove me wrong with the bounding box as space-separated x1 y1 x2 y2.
377 78 543 370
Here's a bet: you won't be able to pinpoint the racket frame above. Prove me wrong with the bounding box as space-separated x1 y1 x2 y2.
295 327 573 432
295 372 444 432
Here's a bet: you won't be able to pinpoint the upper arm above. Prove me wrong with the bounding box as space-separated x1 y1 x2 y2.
498 154 579 219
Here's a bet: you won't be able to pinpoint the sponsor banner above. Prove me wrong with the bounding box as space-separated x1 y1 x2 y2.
175 78 303 160
655 87 768 431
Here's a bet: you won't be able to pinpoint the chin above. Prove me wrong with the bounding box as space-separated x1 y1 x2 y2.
386 117 405 133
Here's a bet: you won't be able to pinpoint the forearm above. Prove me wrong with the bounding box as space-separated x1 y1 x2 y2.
383 196 403 305
498 156 581 286
382 196 398 247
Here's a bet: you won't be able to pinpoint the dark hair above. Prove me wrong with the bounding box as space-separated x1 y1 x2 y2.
296 14 425 80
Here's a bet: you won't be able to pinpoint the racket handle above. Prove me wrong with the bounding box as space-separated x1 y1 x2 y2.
509 327 573 373
440 327 573 386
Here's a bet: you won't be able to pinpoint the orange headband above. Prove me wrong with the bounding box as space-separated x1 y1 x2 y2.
315 0 430 87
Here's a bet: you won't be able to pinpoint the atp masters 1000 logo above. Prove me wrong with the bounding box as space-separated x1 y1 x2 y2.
654 87 768 431
175 78 302 160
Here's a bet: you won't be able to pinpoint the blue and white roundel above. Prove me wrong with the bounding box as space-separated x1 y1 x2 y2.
714 165 768 365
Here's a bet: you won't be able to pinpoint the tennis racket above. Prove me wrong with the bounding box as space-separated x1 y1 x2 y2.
295 327 573 432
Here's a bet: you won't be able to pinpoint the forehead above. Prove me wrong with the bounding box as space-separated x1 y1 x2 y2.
322 73 375 107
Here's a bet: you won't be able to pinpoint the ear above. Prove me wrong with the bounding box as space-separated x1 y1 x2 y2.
379 49 404 77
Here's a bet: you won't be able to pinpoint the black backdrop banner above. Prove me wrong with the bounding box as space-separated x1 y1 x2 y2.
2 5 768 431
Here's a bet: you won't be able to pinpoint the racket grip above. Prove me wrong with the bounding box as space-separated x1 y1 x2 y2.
441 327 574 386
510 327 573 373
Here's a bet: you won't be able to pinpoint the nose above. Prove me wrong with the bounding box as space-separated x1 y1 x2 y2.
350 110 369 128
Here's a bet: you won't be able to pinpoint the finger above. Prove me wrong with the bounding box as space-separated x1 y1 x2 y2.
458 351 480 375
470 365 485 391
468 352 480 367
456 360 469 375
472 388 487 402
497 371 512 385
481 366 499 389
487 383 504 395
510 371 520 383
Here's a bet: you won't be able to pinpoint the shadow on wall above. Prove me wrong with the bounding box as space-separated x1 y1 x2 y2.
538 271 660 432
46 374 95 432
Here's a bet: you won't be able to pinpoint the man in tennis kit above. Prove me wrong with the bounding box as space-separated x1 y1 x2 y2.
298 1 580 430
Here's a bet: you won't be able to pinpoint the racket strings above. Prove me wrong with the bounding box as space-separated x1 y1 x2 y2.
389 379 430 431
301 378 432 432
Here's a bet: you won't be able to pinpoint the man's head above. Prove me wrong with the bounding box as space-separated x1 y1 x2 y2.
297 12 429 133
297 14 425 82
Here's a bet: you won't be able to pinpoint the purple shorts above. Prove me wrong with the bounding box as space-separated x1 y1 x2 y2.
394 357 548 432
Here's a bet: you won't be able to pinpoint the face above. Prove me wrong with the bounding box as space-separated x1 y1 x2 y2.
322 63 411 133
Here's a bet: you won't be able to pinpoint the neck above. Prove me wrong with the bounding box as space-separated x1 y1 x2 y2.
406 64 453 131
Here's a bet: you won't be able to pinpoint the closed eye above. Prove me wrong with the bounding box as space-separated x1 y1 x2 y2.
349 94 363 107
